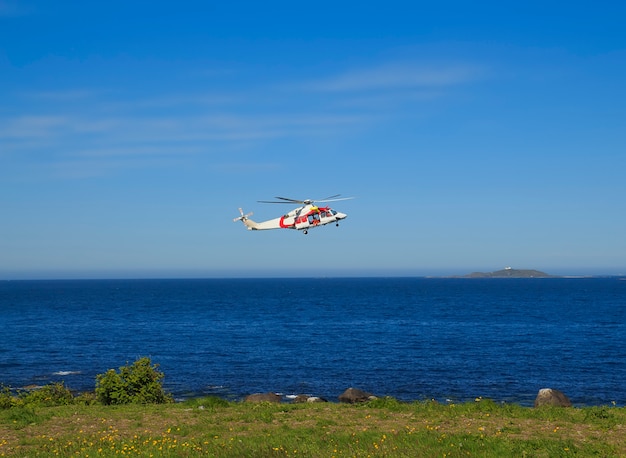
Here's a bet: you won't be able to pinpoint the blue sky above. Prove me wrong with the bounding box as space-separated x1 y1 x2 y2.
1 1 625 279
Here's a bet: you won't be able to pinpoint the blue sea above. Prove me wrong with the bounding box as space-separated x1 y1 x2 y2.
1 277 625 406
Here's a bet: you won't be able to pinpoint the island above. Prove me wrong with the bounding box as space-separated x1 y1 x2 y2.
460 267 557 278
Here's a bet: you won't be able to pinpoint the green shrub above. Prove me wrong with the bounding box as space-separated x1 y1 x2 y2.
95 357 173 405
0 384 16 409
74 391 98 405
19 382 74 407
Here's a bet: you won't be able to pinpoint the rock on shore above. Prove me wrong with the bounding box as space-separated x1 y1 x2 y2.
338 387 377 403
534 388 572 407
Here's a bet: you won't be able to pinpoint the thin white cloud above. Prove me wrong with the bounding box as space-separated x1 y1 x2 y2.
103 93 242 111
302 62 483 92
211 162 283 173
24 89 97 101
72 145 205 158
48 157 185 179
0 115 69 138
1 58 485 180
328 88 446 110
0 110 371 170
1 111 369 143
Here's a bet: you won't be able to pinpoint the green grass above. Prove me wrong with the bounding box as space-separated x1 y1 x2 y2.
1 397 625 456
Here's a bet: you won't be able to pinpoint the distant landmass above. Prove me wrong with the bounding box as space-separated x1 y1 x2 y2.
459 268 557 278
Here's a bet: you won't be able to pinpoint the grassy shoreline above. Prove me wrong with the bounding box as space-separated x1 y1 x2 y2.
2 397 625 457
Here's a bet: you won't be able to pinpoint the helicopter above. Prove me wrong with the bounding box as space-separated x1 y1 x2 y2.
233 195 352 234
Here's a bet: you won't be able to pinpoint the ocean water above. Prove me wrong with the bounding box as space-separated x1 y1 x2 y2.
1 277 625 406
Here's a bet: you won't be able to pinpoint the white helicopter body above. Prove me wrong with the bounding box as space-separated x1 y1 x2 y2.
234 195 351 234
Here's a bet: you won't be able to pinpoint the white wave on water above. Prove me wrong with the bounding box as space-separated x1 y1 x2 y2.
53 371 81 376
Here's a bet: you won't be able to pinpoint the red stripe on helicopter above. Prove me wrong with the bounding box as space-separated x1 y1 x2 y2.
279 215 294 228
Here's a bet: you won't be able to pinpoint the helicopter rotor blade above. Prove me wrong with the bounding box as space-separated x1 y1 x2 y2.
275 196 303 202
258 196 306 204
258 195 353 205
315 196 354 203
257 199 302 204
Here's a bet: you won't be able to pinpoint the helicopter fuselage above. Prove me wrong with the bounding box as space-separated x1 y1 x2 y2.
235 204 347 234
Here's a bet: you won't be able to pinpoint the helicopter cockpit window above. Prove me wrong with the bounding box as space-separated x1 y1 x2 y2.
330 209 337 216
320 211 327 218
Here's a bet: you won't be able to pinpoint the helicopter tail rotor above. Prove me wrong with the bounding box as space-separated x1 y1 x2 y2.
233 208 253 222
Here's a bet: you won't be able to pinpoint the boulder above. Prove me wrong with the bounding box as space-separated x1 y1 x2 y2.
244 392 281 403
292 394 309 403
338 387 377 403
534 388 572 407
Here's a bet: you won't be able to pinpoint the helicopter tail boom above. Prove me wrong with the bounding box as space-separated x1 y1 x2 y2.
233 208 287 231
